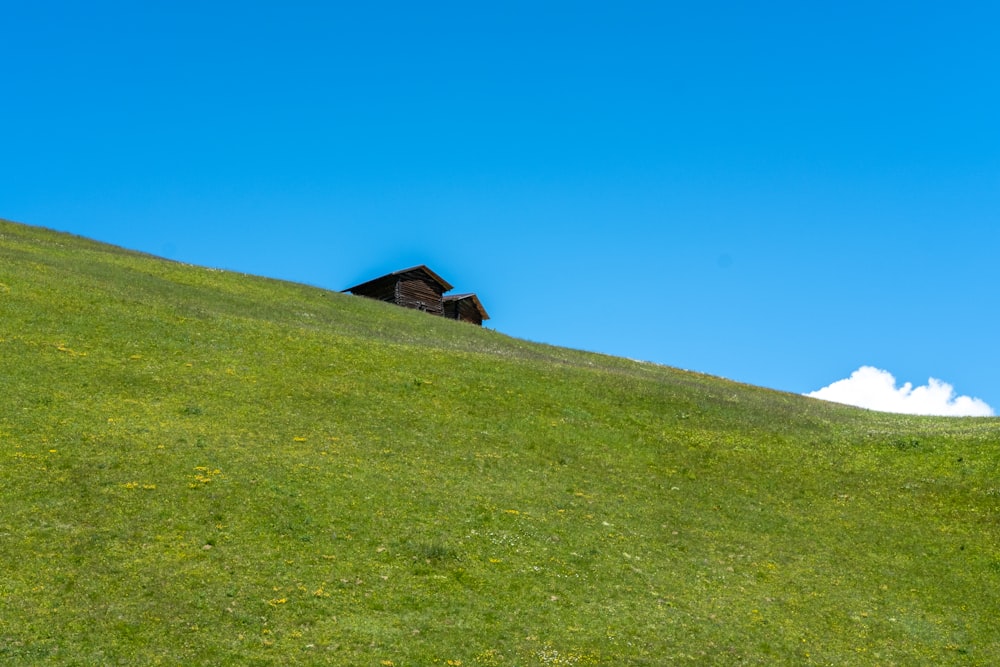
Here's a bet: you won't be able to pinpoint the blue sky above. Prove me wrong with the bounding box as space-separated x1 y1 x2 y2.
4 1 998 414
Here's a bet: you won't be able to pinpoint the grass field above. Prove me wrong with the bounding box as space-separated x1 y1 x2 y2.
1 218 998 665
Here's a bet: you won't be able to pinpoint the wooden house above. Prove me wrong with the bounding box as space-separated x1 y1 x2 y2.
444 293 490 326
343 265 452 316
343 265 489 326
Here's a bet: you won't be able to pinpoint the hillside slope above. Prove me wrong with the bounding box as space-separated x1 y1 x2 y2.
1 218 998 665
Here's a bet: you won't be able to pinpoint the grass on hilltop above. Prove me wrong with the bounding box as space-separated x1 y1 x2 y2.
1 218 998 665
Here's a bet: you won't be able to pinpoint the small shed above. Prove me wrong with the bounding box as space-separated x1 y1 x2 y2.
343 265 453 316
444 293 490 326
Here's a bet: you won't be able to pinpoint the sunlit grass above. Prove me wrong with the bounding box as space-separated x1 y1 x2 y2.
2 218 999 664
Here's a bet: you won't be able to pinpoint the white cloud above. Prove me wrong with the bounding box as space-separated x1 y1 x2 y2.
806 366 994 417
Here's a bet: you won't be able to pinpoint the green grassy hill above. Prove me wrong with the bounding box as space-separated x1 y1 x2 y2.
2 218 998 665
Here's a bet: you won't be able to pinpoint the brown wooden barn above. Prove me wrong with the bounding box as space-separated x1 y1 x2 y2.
443 293 490 326
343 265 452 315
343 265 490 325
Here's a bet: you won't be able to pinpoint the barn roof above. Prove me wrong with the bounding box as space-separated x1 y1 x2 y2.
343 264 453 294
443 293 490 321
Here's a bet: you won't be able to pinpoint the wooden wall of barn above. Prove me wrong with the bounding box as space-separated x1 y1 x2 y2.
354 276 397 303
396 277 445 315
445 299 484 325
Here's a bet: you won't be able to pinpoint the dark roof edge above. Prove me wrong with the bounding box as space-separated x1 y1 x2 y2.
343 264 453 293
